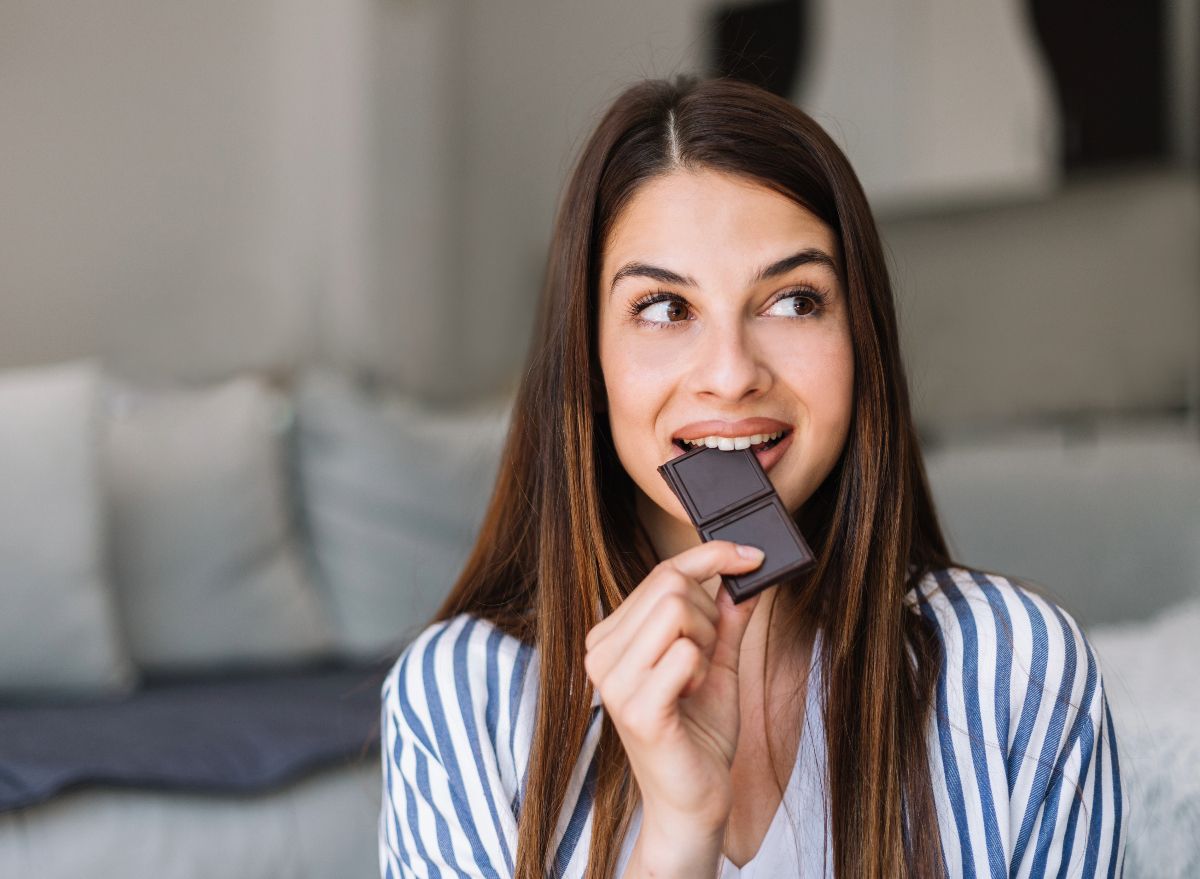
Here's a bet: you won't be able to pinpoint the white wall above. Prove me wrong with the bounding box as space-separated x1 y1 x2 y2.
0 0 337 380
347 0 464 395
885 171 1200 433
0 0 467 392
799 0 1060 214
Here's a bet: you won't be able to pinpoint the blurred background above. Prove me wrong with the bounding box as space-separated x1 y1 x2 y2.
2 0 1198 413
1 1 1199 877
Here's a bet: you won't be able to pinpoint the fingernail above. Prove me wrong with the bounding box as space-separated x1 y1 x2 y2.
736 545 765 561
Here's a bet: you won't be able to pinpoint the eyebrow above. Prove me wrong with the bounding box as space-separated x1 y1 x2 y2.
755 248 841 282
607 247 841 297
609 262 697 296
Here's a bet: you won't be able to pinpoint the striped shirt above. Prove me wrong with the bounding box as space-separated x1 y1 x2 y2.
379 569 1126 878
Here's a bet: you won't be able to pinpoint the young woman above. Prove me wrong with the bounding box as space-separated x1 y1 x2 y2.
379 78 1125 879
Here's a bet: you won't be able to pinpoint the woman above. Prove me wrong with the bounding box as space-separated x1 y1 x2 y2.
379 78 1124 879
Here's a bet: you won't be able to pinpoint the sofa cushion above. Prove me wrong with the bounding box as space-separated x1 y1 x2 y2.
0 760 381 879
0 362 136 696
296 372 509 658
105 376 334 672
1090 600 1200 878
924 424 1200 625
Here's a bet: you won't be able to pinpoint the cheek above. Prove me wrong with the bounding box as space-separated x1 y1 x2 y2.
807 368 854 469
807 335 855 434
766 324 855 502
801 338 859 480
599 330 693 517
769 322 853 420
603 362 650 447
599 333 671 460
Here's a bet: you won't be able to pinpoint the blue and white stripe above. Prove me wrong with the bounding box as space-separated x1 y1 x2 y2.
380 569 1125 878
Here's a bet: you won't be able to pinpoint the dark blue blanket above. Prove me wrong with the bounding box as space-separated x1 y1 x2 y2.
0 665 385 813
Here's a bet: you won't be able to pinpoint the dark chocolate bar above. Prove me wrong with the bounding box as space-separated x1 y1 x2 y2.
657 446 816 602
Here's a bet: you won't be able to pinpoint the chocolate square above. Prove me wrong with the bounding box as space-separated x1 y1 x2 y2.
701 495 816 602
661 445 773 526
657 446 816 603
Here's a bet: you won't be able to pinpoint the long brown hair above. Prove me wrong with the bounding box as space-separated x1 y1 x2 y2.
438 77 952 879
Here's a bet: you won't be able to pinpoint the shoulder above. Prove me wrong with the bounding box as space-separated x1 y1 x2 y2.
382 614 537 762
908 575 1124 872
909 567 1095 696
908 567 1107 784
380 616 536 875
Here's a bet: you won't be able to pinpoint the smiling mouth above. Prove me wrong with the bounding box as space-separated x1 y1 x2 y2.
673 430 790 454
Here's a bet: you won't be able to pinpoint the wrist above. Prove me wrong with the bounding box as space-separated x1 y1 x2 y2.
628 806 727 878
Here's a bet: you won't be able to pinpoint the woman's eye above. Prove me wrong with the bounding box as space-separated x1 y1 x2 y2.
640 299 691 323
764 293 818 317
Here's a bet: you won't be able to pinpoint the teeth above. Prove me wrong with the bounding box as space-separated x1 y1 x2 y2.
680 430 787 451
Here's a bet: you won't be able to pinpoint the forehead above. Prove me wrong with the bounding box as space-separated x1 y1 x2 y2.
601 170 841 280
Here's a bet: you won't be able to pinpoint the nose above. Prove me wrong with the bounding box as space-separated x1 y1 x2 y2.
685 317 771 404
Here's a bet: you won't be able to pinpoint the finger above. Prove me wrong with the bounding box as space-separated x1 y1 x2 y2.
586 567 668 650
611 638 706 742
594 591 717 698
586 589 717 697
586 586 641 651
588 541 760 652
664 541 765 587
589 575 715 675
586 563 713 655
709 587 762 679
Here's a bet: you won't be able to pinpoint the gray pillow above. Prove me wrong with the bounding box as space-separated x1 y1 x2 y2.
105 376 334 672
1091 601 1200 878
296 372 509 658
0 362 136 696
925 426 1200 625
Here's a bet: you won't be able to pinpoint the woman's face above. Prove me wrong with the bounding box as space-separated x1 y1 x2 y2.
597 169 854 538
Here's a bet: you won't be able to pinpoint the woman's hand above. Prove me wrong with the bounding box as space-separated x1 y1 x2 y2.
584 541 764 878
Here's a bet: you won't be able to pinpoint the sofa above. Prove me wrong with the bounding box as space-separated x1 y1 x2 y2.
0 363 508 879
1 361 1196 878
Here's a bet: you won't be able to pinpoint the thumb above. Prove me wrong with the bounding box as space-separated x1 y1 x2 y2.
709 584 761 677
